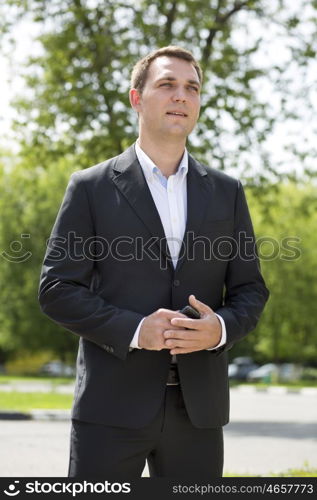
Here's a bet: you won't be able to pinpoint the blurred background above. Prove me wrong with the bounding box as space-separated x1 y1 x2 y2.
0 0 316 477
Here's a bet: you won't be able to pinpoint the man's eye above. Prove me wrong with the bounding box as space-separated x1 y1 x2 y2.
160 83 172 87
189 86 199 92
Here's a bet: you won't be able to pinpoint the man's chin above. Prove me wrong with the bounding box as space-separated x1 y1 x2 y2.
164 125 192 138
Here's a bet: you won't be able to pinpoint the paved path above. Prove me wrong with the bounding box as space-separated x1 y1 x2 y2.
224 389 317 475
0 389 316 477
1 382 316 395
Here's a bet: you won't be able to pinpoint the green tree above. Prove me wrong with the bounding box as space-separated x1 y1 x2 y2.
1 0 317 178
1 0 317 365
231 183 317 364
0 154 79 362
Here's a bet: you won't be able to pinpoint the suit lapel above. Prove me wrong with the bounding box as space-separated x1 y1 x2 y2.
176 154 211 273
111 145 173 268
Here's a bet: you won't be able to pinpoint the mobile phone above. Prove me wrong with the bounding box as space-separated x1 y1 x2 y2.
179 305 200 319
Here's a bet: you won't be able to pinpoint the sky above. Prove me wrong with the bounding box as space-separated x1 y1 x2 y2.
0 17 43 146
0 56 15 137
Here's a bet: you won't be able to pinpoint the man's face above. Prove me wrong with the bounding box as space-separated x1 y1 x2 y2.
130 56 201 142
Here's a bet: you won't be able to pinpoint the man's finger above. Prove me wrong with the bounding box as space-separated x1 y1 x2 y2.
164 329 200 340
169 317 200 329
158 308 187 320
170 347 199 355
165 338 198 348
189 294 213 315
164 324 197 339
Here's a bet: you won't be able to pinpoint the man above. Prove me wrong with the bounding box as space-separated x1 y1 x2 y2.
39 46 269 478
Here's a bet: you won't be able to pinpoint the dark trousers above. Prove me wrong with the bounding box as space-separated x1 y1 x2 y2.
68 385 223 479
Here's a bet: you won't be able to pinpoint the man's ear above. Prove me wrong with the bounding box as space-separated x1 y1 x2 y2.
129 88 141 111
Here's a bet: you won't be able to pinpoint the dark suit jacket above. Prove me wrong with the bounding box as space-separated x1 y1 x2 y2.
38 144 269 429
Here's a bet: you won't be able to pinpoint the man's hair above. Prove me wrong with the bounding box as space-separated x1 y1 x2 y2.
130 46 203 93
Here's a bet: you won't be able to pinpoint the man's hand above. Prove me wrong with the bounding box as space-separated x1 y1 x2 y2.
164 295 222 355
138 308 186 350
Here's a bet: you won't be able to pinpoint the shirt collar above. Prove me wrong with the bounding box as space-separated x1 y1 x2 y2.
135 141 188 183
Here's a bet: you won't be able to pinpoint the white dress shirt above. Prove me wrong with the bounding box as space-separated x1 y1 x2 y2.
130 141 227 351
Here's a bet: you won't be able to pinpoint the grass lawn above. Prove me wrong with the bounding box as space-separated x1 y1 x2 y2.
1 375 316 389
0 391 72 411
0 375 75 385
229 381 317 389
225 466 317 477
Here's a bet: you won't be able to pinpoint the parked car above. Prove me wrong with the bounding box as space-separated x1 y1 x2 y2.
40 360 76 377
228 356 258 381
247 363 279 382
277 363 302 382
247 363 303 383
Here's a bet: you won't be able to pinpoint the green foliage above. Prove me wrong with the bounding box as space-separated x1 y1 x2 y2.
1 2 317 364
301 366 317 382
225 464 317 477
231 182 317 364
1 0 317 176
0 375 74 384
1 148 316 364
271 463 317 477
5 350 56 375
0 154 79 361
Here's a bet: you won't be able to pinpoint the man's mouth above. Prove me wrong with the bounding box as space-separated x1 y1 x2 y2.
166 111 188 117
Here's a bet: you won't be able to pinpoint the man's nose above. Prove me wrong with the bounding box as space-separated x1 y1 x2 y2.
172 87 186 102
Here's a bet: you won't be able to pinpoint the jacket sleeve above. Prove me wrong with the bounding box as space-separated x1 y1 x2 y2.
215 181 269 351
38 172 143 361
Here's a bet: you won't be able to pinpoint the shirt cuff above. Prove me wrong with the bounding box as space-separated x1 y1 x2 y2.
207 314 227 350
129 317 145 349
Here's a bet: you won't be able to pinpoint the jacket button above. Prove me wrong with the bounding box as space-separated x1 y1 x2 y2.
173 279 180 287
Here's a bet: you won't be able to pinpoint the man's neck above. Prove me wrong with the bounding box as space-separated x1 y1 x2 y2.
137 136 186 178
